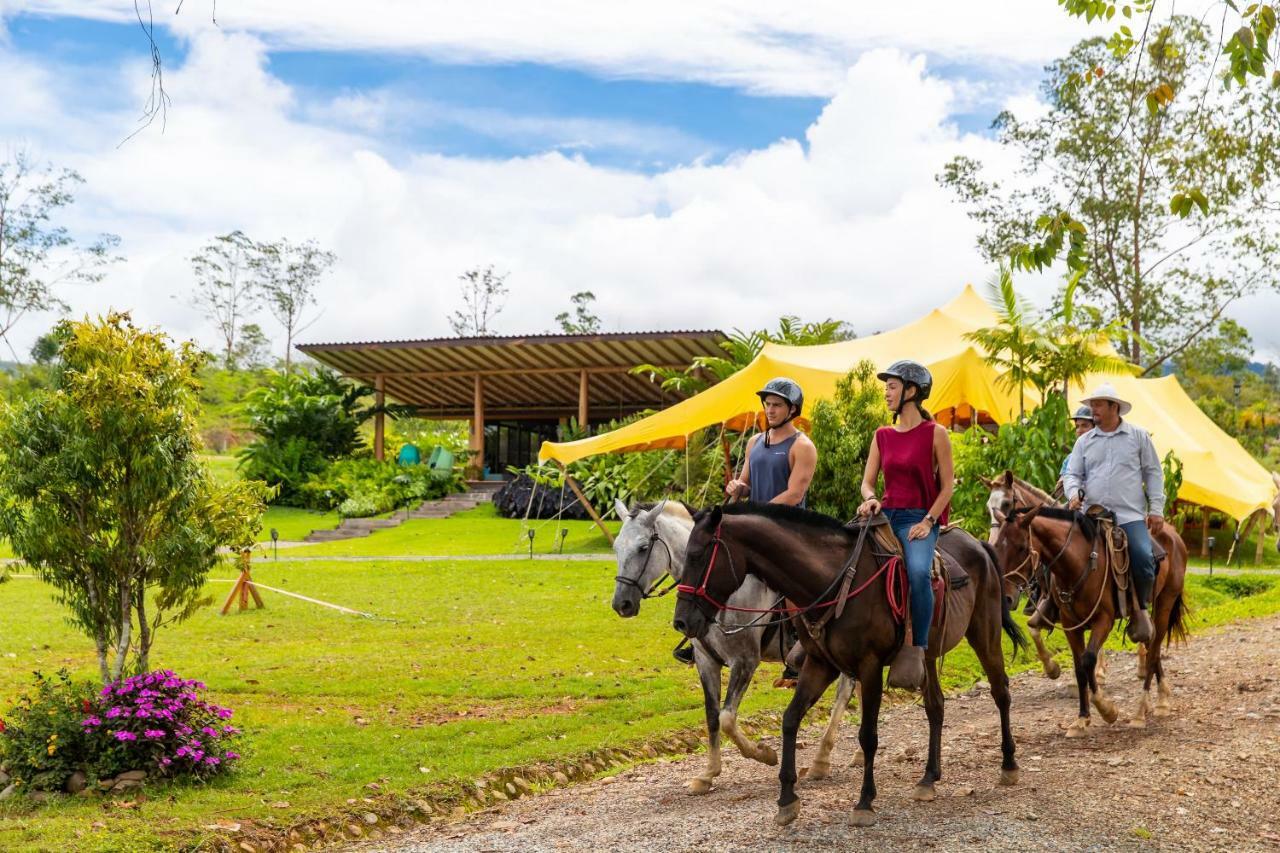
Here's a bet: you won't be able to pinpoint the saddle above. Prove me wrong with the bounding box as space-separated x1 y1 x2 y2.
863 521 969 629
1081 506 1166 619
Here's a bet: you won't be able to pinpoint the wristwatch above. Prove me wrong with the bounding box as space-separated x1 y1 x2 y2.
924 514 937 527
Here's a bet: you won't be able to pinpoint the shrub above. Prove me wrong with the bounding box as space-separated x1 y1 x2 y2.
0 671 98 791
84 670 241 782
300 458 463 516
808 361 887 521
0 670 241 794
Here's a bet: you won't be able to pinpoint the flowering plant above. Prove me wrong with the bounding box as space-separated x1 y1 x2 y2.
0 670 98 790
83 670 241 781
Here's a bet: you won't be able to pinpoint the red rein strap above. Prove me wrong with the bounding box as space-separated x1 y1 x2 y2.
677 524 908 620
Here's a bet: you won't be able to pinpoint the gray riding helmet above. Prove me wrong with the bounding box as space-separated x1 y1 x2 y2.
1071 404 1095 424
756 377 804 419
877 360 933 404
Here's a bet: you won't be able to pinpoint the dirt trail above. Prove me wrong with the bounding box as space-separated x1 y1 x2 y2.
351 615 1280 852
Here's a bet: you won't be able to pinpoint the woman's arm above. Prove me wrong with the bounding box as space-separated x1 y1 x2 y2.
928 423 954 519
857 435 882 515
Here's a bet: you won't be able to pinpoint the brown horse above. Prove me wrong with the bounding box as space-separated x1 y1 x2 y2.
672 502 1024 828
990 473 1189 735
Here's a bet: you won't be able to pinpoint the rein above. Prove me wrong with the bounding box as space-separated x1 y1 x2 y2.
676 521 907 625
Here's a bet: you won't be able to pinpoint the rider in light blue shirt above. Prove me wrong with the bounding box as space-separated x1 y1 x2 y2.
1060 384 1165 644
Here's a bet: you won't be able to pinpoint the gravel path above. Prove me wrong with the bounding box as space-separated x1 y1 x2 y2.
344 613 1280 852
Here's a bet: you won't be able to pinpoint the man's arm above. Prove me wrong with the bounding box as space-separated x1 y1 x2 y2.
1139 431 1165 518
772 436 817 506
1062 435 1086 502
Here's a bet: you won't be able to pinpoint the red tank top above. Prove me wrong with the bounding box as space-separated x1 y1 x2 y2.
876 422 948 524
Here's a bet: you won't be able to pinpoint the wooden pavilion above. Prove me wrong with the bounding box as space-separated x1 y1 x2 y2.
296 330 728 475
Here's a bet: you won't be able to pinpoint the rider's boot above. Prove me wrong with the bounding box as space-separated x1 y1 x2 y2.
673 638 695 665
1026 594 1059 631
774 641 805 688
1126 574 1155 645
887 645 925 690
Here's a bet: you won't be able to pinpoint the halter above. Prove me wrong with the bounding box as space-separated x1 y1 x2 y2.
614 528 678 599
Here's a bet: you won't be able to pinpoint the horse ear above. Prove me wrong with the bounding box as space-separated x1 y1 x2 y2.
614 499 631 522
1001 470 1014 489
980 475 997 489
708 505 723 526
1017 506 1042 528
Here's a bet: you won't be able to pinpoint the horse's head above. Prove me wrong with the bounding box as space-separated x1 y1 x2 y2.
983 470 1017 545
991 502 1041 610
672 505 742 640
611 499 689 617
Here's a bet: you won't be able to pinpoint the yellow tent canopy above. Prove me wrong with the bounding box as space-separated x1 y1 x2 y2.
538 286 1276 521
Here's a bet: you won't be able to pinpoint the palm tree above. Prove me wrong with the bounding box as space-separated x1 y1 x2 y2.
964 264 1051 417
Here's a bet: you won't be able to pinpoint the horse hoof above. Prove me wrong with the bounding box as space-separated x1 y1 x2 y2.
999 768 1020 786
1153 704 1172 718
806 761 831 781
757 743 778 767
850 809 877 827
1128 717 1146 729
686 778 714 795
1044 661 1061 680
1096 701 1119 725
775 800 800 826
912 784 936 802
1065 720 1089 739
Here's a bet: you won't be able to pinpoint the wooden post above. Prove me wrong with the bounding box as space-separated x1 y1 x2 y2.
221 549 265 615
1200 506 1210 558
563 470 614 544
373 375 385 462
1255 509 1267 565
578 370 589 432
469 374 485 477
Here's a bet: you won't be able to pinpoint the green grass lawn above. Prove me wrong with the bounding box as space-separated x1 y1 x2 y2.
283 504 616 557
2 547 1278 850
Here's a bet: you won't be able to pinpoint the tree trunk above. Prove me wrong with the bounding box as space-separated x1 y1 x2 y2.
109 577 133 682
134 577 151 674
284 324 293 374
1130 160 1146 365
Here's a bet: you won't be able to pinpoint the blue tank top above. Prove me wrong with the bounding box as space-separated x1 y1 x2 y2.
749 432 805 507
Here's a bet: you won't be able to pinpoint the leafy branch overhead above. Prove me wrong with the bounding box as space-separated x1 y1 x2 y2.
940 17 1280 371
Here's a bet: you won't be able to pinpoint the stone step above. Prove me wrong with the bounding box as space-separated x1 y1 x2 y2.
340 518 403 530
304 528 372 542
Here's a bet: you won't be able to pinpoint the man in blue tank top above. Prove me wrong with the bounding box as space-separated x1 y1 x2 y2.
672 378 817 678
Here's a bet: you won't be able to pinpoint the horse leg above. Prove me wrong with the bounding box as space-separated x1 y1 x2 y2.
775 657 837 827
967 605 1019 785
1085 618 1119 725
1030 627 1061 680
1136 643 1148 680
1063 628 1092 738
913 655 944 801
850 657 885 827
1094 646 1108 685
720 655 776 766
807 673 855 781
687 648 723 794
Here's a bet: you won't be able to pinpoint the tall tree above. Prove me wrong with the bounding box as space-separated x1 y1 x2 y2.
188 230 258 369
254 238 335 372
941 19 1280 372
449 266 509 336
231 322 272 370
0 151 119 360
555 290 602 334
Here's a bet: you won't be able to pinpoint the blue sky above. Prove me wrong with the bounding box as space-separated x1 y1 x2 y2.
2 1 1276 362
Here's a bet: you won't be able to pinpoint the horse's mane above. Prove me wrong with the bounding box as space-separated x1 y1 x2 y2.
721 501 850 535
1032 505 1100 540
1010 476 1056 506
632 500 696 521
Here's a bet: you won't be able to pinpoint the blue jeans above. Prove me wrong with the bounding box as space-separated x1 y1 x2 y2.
1120 520 1156 584
885 508 938 647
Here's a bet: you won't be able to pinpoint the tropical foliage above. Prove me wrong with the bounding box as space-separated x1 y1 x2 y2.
807 360 888 521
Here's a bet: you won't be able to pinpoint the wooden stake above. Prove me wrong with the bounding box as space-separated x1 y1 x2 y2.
221 550 265 615
563 471 614 544
1200 506 1210 558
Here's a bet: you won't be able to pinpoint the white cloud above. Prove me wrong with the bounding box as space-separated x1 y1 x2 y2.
1 28 1034 363
13 0 1094 96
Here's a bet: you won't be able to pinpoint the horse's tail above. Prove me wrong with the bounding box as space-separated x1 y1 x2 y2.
1165 590 1190 647
980 539 1027 657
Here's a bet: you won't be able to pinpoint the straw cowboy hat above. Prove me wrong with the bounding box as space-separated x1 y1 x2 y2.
1080 382 1132 416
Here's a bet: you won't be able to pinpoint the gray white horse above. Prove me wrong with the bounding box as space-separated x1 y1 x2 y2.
611 499 858 793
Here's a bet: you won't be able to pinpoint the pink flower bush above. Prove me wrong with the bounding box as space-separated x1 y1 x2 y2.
82 670 242 782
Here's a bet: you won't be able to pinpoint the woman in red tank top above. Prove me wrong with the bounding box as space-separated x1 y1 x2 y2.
856 360 954 690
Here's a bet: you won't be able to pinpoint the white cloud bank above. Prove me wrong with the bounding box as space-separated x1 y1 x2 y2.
3 20 1277 361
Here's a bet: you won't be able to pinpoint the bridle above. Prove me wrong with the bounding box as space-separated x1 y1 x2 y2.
614 528 679 599
1000 505 1081 601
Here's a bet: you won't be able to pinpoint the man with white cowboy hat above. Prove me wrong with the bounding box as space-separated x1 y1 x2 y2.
1060 382 1165 644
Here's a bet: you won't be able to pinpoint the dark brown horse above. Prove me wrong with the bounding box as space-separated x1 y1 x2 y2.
672 502 1024 828
990 472 1189 734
